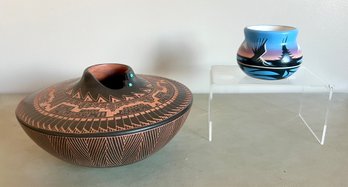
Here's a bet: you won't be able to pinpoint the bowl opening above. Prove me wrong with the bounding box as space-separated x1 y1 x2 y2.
88 64 131 89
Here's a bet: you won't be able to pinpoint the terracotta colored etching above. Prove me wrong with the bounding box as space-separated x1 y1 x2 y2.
15 64 193 167
38 79 172 118
20 110 190 167
19 75 192 134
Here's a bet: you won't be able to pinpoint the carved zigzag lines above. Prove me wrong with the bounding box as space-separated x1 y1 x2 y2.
106 136 125 165
66 138 94 166
40 80 176 119
121 134 143 165
66 77 155 104
48 135 75 163
21 93 189 136
31 111 189 167
89 138 108 165
141 128 159 159
47 135 144 167
27 77 191 134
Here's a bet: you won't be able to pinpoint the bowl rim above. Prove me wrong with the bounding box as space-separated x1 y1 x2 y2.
16 101 192 137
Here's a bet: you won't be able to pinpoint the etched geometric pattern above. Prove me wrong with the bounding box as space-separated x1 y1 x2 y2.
16 75 192 134
21 110 190 167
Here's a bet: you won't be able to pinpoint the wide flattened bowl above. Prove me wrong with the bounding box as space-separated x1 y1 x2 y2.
15 64 192 167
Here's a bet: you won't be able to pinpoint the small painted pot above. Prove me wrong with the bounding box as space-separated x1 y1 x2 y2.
237 25 303 80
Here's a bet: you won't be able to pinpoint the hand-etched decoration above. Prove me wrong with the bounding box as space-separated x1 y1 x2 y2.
237 25 303 80
15 64 192 167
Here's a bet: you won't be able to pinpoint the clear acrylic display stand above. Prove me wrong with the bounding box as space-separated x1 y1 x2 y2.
208 65 333 145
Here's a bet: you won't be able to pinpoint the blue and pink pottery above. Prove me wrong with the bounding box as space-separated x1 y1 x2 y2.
237 25 303 80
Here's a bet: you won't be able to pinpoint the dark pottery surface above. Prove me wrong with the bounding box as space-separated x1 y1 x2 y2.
15 64 192 167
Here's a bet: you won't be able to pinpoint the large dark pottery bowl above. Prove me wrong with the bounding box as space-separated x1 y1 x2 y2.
15 64 192 167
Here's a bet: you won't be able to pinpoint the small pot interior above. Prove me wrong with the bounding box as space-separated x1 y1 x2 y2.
247 25 295 31
88 64 130 89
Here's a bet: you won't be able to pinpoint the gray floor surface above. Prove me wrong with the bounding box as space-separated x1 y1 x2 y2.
1 93 348 186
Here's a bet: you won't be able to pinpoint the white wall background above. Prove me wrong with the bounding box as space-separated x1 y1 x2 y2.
1 0 347 93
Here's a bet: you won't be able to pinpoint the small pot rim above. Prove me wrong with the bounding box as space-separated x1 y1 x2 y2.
246 25 297 32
